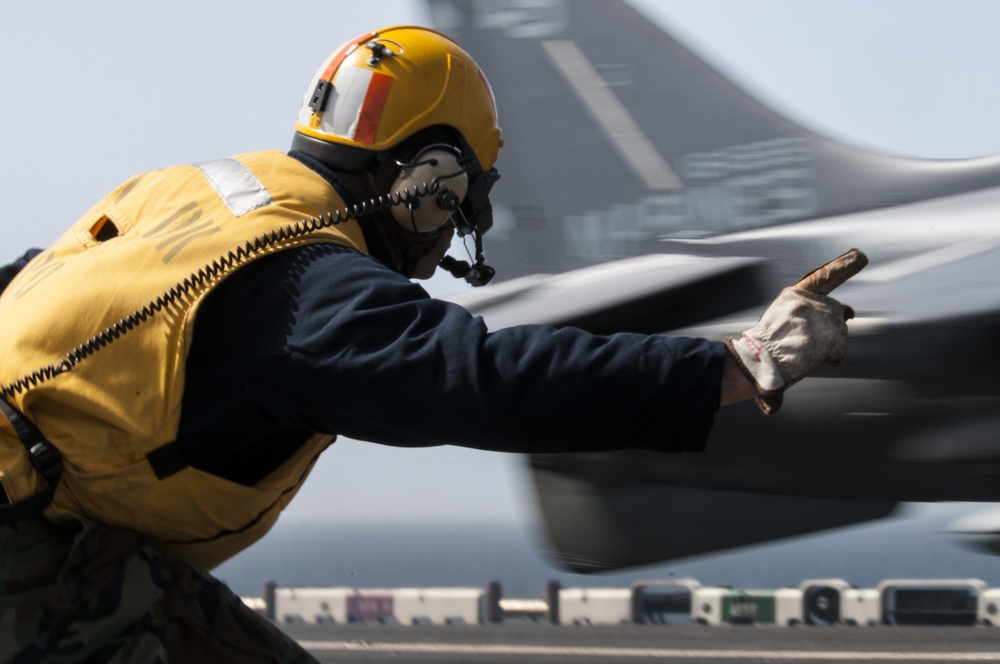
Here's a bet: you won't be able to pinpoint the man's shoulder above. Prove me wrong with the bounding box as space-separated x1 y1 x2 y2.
220 243 408 305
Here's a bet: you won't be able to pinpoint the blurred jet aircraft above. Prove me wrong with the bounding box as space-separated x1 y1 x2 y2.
428 0 1000 571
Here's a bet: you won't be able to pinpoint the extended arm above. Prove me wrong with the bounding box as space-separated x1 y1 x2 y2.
180 244 728 465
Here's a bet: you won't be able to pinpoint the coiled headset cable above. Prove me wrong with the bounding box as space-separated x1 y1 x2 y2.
0 182 440 401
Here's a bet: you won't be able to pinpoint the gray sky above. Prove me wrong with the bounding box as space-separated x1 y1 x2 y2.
3 1 1000 529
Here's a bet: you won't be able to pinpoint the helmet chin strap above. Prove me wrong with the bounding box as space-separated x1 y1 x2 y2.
438 206 495 287
397 224 445 278
390 200 495 285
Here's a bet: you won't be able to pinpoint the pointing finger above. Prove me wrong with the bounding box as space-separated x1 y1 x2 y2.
794 248 868 296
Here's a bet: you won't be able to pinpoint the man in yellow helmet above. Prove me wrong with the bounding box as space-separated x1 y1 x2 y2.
0 26 857 662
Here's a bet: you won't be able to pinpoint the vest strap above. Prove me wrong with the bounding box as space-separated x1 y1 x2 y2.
146 441 188 480
0 398 63 523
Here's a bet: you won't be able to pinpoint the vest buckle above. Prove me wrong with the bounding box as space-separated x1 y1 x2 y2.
28 441 63 482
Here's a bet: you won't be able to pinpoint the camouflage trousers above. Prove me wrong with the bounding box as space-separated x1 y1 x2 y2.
0 516 318 663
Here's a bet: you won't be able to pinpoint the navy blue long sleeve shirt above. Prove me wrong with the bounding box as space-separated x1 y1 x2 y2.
175 243 728 485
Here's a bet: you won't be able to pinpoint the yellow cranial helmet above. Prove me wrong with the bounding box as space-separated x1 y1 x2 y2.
294 25 503 175
293 26 503 286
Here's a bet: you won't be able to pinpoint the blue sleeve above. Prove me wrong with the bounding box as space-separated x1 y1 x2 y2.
185 243 726 456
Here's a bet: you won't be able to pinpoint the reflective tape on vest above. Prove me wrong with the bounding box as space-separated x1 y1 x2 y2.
196 159 273 217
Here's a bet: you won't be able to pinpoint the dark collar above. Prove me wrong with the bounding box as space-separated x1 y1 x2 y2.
287 150 395 271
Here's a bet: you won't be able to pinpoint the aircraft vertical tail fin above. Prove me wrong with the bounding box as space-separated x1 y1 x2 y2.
429 0 1000 280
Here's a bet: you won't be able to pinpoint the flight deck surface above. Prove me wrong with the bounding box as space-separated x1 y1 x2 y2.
285 623 1000 663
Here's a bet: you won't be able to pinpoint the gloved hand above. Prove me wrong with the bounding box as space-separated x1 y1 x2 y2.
726 248 867 414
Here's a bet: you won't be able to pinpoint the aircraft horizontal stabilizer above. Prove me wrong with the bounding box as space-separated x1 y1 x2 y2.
528 455 897 572
447 254 765 335
948 507 1000 557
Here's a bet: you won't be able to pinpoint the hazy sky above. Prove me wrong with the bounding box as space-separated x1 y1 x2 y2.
3 1 1000 533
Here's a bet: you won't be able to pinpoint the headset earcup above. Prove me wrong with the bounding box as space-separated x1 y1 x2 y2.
390 148 469 233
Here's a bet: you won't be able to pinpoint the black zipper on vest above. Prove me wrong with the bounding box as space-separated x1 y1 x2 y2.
0 184 439 519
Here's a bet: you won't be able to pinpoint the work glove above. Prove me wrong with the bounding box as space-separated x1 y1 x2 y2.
726 248 867 415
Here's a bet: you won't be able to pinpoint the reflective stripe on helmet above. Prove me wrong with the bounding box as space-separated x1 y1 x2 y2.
307 31 375 129
354 71 393 144
315 66 394 145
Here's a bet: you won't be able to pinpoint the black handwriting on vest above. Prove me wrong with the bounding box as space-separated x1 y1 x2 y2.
143 202 220 264
10 251 63 299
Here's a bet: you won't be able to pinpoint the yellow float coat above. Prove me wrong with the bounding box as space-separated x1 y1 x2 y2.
0 151 366 569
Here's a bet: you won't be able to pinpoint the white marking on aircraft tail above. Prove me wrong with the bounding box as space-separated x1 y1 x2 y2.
542 39 684 191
